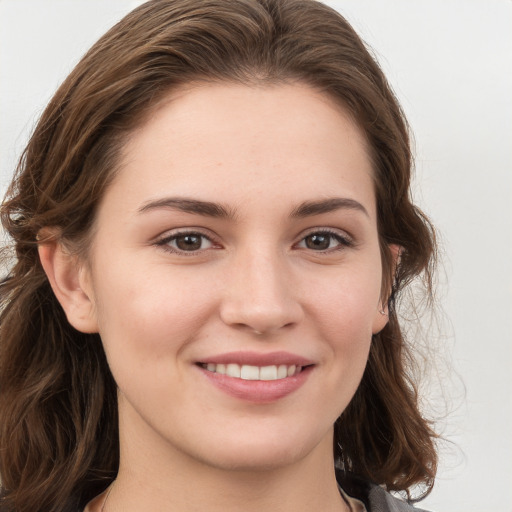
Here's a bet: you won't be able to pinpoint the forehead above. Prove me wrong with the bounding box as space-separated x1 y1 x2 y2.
106 82 376 219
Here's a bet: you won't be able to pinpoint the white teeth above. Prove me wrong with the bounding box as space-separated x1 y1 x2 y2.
240 365 260 380
277 365 288 379
203 363 302 380
226 363 241 378
260 365 277 380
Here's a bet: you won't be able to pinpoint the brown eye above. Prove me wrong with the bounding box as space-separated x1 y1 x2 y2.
304 233 331 250
160 232 214 253
297 231 351 252
175 234 203 251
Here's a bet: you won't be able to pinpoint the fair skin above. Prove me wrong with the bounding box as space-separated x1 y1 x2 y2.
40 82 392 512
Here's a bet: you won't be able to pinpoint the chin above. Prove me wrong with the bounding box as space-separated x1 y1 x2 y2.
200 447 306 473
187 428 329 473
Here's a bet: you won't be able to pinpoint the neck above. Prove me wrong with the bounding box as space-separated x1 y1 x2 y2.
106 404 348 512
111 454 347 512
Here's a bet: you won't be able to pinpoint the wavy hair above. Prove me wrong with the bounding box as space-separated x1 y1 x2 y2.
0 0 437 510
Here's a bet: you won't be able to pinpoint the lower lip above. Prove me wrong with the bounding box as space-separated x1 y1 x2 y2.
197 365 313 403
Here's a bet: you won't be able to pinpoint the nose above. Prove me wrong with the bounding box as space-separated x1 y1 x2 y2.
219 246 303 335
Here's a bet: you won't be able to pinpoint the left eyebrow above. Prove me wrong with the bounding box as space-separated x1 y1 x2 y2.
290 197 369 218
137 197 237 219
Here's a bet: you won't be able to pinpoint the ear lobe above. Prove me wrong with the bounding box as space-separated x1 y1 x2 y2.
372 243 402 335
38 232 98 333
371 304 389 335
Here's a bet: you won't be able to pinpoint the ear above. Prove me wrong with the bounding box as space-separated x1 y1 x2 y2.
38 230 99 333
372 243 402 334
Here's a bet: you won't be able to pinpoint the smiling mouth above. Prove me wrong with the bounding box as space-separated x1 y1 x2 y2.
198 363 305 381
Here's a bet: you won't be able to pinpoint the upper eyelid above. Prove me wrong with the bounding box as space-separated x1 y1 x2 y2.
296 226 353 241
301 226 349 235
155 227 218 243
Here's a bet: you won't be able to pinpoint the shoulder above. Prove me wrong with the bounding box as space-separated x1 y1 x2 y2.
336 470 431 512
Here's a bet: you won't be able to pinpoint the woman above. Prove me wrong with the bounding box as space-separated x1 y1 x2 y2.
0 1 438 511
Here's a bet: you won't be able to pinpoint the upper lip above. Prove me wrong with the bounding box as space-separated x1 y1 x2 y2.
198 351 314 367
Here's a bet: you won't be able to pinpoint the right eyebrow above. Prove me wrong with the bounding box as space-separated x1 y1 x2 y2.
137 197 238 220
290 197 369 218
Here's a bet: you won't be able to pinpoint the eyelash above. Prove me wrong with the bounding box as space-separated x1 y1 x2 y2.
155 230 219 256
296 229 354 252
155 228 354 255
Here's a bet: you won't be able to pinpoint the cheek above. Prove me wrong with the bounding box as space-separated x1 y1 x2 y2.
306 264 381 383
310 264 382 334
91 262 218 366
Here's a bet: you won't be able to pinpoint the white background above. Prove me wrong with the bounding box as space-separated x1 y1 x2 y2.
1 1 511 511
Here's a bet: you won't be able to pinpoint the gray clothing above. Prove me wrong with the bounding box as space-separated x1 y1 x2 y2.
338 471 430 512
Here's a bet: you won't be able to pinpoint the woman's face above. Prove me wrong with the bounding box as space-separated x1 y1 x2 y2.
80 82 389 472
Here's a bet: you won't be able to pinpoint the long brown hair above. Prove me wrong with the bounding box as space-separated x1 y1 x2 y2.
0 1 437 510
